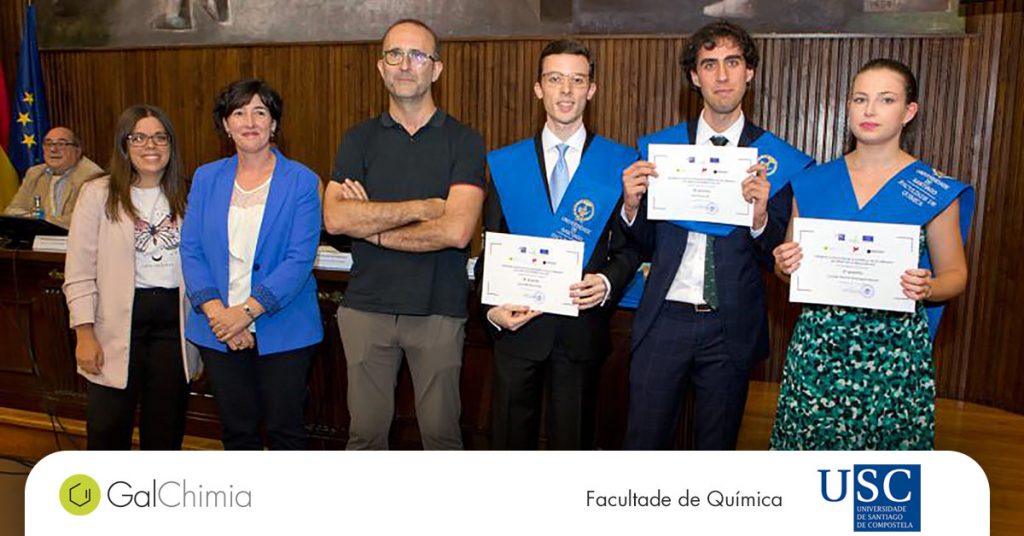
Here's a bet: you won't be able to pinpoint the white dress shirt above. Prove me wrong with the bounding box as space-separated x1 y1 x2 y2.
541 123 586 183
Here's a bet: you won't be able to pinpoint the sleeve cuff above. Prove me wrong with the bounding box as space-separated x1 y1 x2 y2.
597 273 612 307
189 288 221 313
485 308 503 332
750 216 768 238
252 284 282 316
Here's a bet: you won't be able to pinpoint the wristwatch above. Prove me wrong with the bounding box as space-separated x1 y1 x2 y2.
243 303 257 322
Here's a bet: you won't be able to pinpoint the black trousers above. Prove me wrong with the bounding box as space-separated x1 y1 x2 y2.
87 288 190 450
490 344 602 450
624 303 751 450
199 342 315 450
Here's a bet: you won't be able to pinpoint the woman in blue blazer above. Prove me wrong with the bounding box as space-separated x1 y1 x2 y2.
181 78 322 450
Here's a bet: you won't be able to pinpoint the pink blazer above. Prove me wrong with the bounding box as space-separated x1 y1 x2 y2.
63 178 201 389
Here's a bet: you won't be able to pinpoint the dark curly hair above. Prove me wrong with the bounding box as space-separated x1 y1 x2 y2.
679 21 759 91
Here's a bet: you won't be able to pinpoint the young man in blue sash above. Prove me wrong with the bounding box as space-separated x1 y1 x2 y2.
481 40 641 450
619 21 814 450
772 59 974 449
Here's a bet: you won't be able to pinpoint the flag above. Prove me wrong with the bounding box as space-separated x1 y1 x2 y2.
1 55 9 150
0 148 15 209
1 59 19 208
8 5 50 177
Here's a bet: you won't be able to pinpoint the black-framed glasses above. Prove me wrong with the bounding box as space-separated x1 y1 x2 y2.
126 132 171 147
540 72 591 88
42 139 79 149
382 48 439 66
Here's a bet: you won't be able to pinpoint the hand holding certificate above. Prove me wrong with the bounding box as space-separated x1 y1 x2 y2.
646 143 759 226
481 232 584 317
789 218 920 313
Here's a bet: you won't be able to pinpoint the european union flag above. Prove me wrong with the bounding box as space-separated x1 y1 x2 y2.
8 5 50 176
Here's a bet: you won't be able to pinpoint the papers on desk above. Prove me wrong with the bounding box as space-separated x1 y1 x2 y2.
646 143 758 226
314 245 352 271
32 236 68 253
790 218 920 313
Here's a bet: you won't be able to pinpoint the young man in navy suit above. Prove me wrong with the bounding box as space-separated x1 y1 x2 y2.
620 21 814 450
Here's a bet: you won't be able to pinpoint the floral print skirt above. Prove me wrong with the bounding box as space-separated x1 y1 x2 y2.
770 303 935 450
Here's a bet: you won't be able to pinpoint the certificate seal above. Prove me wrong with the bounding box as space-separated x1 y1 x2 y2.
860 284 875 298
573 199 595 222
706 201 720 215
531 290 546 306
758 154 779 176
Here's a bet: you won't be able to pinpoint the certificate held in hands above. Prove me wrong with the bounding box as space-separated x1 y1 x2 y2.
481 232 584 317
790 218 920 313
646 143 758 226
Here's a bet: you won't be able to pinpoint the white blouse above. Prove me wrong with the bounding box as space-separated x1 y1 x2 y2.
227 175 272 332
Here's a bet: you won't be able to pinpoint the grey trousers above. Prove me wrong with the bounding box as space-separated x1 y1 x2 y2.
338 306 465 450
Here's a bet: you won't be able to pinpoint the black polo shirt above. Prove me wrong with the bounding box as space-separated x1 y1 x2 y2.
330 109 485 317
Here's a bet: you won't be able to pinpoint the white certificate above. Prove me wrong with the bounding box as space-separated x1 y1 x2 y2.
790 218 920 313
481 232 584 317
646 143 758 226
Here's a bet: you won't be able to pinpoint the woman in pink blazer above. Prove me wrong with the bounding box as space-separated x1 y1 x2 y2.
64 105 200 450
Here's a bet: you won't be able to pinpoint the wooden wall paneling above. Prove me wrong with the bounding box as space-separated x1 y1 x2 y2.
0 1 26 86
959 0 1024 411
995 1 1021 406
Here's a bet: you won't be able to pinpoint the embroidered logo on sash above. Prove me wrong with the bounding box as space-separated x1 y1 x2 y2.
758 154 779 176
573 199 596 222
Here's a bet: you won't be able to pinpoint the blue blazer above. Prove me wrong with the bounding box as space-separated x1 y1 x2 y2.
627 121 811 366
181 148 323 355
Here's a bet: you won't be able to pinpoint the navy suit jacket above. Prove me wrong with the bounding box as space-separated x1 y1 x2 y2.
626 121 806 366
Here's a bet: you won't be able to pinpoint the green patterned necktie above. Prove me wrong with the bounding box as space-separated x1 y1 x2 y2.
703 135 729 309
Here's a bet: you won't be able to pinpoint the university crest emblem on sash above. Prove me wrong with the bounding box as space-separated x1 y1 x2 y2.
573 199 595 222
759 154 779 176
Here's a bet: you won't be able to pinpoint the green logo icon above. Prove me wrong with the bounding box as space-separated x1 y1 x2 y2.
60 474 100 515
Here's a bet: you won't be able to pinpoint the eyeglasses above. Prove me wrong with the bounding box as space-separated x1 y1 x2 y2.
540 72 591 88
126 132 171 147
382 48 439 66
42 139 79 149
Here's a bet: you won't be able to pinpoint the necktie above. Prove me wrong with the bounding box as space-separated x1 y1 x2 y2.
703 135 729 308
550 143 570 211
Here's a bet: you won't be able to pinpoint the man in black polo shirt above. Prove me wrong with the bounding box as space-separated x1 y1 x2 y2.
323 18 486 450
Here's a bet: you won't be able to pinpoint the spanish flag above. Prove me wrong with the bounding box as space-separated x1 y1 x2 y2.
1 59 20 209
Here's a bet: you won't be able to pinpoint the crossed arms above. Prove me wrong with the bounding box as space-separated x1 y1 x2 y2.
323 178 484 252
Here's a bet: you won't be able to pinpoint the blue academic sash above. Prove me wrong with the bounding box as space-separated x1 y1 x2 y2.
487 135 637 266
638 122 814 237
792 158 976 341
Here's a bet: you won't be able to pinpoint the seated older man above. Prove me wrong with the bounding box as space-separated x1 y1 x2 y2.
4 127 105 228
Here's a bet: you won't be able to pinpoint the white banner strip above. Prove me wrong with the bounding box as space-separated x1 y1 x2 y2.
27 451 988 535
